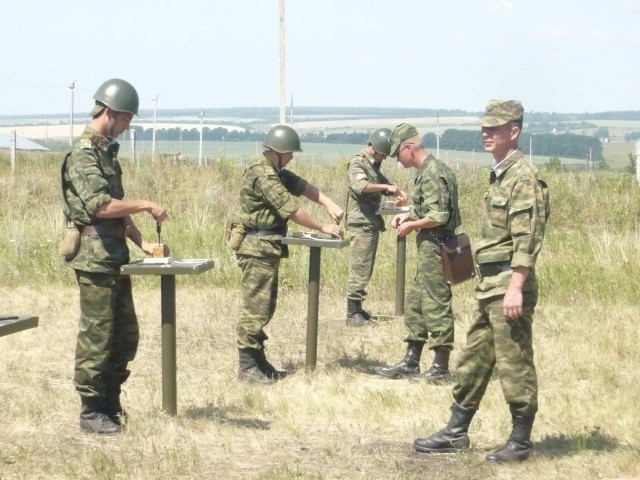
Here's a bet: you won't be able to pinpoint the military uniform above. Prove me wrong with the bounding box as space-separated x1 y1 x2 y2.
235 156 308 350
404 154 461 350
62 126 139 400
453 149 549 416
346 149 390 304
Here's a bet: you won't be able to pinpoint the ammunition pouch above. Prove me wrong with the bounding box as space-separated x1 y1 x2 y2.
225 217 247 252
58 222 81 260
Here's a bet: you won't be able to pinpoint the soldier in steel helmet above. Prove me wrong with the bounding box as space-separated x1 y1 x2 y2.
345 128 407 326
413 100 550 463
61 78 168 434
376 123 461 383
233 124 343 385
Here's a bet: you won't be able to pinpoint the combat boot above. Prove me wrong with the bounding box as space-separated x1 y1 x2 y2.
238 348 276 385
376 340 423 379
346 299 373 327
79 396 122 435
357 300 372 321
256 345 288 380
414 403 476 453
411 347 453 383
485 415 535 463
105 385 128 426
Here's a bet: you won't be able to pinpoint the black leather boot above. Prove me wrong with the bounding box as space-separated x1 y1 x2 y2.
376 341 423 379
256 342 288 380
357 300 372 320
105 384 127 426
412 347 453 383
485 415 535 463
346 299 373 327
79 396 122 435
238 348 276 385
414 403 476 453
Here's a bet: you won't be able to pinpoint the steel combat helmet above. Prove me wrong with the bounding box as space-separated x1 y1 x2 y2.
368 128 392 156
263 125 303 153
92 78 140 116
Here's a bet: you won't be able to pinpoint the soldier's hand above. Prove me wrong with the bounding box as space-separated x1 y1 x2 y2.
148 202 168 222
320 223 343 239
502 288 523 321
326 203 344 224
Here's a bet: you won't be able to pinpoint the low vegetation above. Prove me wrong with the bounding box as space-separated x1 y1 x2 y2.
1 149 640 479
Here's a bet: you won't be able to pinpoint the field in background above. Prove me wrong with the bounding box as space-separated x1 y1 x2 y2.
1 150 640 479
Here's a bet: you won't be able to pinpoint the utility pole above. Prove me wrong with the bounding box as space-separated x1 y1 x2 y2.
68 81 76 146
199 111 205 166
436 113 440 159
290 93 294 125
529 136 532 162
278 0 286 124
151 94 159 163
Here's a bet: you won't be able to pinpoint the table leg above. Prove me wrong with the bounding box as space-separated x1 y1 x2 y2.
395 235 407 316
160 274 177 415
306 246 321 370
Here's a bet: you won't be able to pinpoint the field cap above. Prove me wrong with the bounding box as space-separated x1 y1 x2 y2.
480 99 524 127
389 123 419 157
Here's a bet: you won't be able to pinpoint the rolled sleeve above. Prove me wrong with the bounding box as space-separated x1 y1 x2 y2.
349 163 370 195
68 152 112 217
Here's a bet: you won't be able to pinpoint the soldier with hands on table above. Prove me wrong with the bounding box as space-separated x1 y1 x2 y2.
61 78 168 435
231 125 343 385
345 128 407 326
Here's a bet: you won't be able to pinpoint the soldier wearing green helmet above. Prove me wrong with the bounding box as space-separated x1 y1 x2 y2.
345 128 407 326
232 125 344 385
61 78 168 435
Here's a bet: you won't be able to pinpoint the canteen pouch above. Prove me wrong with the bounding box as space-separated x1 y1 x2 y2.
225 217 246 252
439 233 475 285
58 222 81 260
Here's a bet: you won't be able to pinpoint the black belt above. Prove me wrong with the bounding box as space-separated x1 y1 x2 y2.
419 229 454 241
80 225 127 237
245 229 285 236
476 261 512 278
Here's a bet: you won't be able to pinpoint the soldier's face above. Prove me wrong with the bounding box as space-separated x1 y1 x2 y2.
110 112 133 138
481 122 519 158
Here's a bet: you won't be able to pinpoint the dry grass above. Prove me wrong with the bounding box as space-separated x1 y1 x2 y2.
2 152 640 479
1 282 639 479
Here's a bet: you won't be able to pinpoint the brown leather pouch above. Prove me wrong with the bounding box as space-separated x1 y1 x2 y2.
439 233 475 285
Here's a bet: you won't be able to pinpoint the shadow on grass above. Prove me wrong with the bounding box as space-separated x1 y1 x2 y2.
333 354 387 373
184 403 271 430
533 427 621 459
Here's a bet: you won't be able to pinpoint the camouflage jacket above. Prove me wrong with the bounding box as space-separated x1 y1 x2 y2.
347 149 390 230
61 126 128 273
409 154 461 235
474 149 550 299
235 156 308 259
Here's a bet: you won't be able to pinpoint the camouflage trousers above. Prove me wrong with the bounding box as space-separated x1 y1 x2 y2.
346 225 380 301
236 255 280 349
453 292 538 416
404 235 454 350
74 270 139 398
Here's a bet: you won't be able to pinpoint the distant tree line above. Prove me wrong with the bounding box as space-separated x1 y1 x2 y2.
423 130 604 161
132 126 603 161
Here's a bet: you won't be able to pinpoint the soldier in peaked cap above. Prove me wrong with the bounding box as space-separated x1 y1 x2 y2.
344 128 407 327
376 123 462 383
413 100 550 463
61 78 169 435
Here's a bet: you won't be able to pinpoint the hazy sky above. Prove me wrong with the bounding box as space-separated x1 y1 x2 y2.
1 0 639 116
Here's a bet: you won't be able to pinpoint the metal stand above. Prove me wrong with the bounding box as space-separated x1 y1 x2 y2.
377 204 411 316
120 259 214 415
0 315 38 338
282 233 349 370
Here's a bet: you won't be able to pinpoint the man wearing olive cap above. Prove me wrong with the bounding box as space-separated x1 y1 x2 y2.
413 100 550 463
376 123 461 383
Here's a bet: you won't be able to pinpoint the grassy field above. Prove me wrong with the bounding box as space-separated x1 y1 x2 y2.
1 150 640 479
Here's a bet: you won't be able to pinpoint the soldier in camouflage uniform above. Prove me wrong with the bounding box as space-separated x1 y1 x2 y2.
234 125 343 385
345 128 407 326
61 79 168 435
376 123 461 383
413 100 550 463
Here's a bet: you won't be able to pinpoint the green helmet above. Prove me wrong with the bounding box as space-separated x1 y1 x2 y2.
368 128 392 156
263 125 303 153
93 78 139 115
